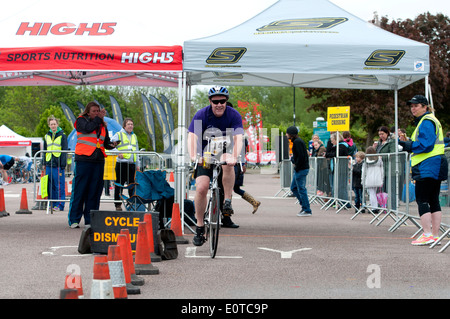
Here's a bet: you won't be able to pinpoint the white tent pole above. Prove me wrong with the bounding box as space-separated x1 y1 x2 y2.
394 89 399 213
176 71 186 232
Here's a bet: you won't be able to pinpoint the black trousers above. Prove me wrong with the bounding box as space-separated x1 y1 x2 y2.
114 162 136 203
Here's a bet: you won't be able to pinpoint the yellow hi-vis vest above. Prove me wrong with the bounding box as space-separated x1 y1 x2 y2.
411 113 445 167
116 131 138 162
45 134 62 161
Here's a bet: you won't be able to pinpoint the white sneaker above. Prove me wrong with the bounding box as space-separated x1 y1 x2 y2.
70 223 80 229
297 210 312 217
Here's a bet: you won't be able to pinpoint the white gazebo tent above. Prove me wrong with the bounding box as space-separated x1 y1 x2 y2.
184 0 429 91
0 125 32 157
183 0 430 225
0 0 188 212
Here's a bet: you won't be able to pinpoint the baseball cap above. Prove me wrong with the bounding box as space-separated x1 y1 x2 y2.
407 95 429 105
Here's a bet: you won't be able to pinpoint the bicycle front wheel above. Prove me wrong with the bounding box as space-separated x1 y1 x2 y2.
208 188 221 258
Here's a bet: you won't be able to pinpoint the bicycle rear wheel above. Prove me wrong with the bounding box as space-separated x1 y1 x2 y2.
208 188 221 258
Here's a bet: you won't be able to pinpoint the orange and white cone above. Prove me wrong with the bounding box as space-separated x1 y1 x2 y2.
144 213 161 262
116 234 141 294
170 203 188 244
119 229 145 286
134 222 159 275
90 261 114 299
0 188 9 217
64 272 84 299
107 245 127 299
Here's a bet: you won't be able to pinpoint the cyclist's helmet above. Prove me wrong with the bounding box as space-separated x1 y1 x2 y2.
208 86 229 99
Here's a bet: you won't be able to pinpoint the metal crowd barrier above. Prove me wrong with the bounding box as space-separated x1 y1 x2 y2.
32 150 169 214
302 148 450 253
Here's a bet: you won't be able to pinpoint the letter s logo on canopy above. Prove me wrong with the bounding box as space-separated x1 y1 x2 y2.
206 48 247 64
364 50 405 67
257 18 348 31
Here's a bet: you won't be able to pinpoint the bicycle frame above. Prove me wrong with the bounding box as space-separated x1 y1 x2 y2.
204 159 224 258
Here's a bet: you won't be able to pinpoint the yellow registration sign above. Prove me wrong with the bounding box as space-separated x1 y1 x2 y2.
327 106 350 131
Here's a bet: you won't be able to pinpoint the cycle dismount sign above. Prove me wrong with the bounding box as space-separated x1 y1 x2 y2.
327 106 350 132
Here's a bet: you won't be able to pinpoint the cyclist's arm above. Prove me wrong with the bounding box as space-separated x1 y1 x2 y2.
188 132 198 162
229 133 243 165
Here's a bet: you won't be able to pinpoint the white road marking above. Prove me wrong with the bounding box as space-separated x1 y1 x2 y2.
258 247 312 258
185 246 242 259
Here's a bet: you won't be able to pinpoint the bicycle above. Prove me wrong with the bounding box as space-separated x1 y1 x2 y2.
193 155 225 258
193 153 242 258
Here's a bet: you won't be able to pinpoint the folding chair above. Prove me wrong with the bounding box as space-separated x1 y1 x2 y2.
121 170 174 212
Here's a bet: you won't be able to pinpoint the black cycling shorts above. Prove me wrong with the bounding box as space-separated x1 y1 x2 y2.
3 158 14 170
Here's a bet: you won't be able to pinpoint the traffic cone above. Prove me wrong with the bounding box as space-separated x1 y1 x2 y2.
60 288 79 299
134 222 159 275
65 181 72 197
144 213 161 262
168 171 174 188
15 188 32 214
116 234 141 294
170 203 188 244
90 261 114 299
31 184 46 210
118 229 145 287
64 272 84 299
107 245 127 299
0 188 9 217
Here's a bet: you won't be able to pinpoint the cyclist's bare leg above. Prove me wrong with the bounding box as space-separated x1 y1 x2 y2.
220 153 235 201
221 165 235 200
194 175 210 227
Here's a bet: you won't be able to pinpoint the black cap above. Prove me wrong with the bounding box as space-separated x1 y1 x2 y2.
286 126 298 135
407 95 428 105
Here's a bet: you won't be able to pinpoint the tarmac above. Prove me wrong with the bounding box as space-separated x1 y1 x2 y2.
0 167 449 301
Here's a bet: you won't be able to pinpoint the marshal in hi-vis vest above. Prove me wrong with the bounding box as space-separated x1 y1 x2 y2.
45 134 62 161
411 113 445 167
116 131 138 162
75 120 107 158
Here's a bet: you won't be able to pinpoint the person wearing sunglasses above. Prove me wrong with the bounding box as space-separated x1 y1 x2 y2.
188 86 244 246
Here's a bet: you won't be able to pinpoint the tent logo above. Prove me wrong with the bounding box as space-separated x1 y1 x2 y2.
365 50 405 67
257 18 348 31
206 48 247 64
16 22 117 36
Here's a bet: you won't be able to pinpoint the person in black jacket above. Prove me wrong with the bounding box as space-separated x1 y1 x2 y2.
286 126 311 216
352 151 365 213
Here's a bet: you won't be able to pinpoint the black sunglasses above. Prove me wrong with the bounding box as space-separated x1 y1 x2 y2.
210 99 227 105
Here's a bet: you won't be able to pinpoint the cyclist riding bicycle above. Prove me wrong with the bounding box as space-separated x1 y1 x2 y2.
188 86 244 246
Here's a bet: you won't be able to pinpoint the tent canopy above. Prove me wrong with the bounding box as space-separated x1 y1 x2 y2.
184 0 429 90
0 125 32 147
0 1 182 87
0 125 32 157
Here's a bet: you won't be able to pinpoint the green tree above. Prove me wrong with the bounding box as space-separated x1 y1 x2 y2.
35 105 72 138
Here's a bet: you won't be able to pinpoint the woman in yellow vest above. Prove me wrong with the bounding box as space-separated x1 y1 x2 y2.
399 95 448 246
68 102 119 228
44 116 68 211
111 118 140 211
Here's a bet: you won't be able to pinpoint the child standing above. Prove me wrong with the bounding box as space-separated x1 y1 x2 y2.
362 146 384 212
352 151 364 213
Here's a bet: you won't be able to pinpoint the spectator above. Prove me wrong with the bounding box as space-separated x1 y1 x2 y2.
399 95 448 246
286 126 311 217
44 116 68 211
352 151 364 213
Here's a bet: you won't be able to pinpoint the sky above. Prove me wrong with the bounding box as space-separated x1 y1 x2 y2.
3 0 448 45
